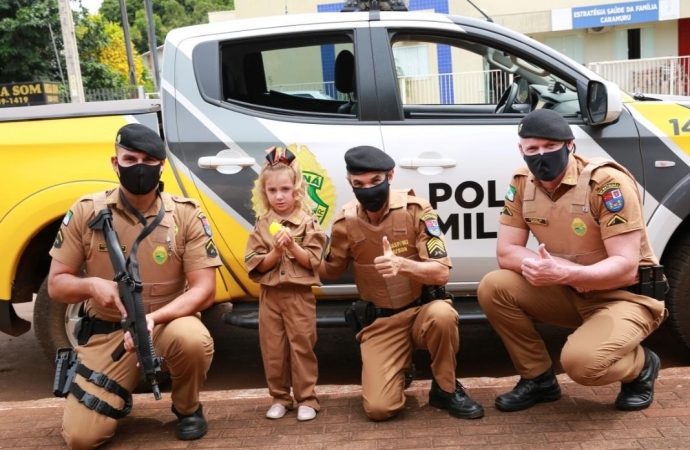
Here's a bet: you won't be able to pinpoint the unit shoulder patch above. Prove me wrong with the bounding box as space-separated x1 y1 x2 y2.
420 211 442 237
600 186 625 212
607 215 628 227
197 211 213 237
426 237 447 259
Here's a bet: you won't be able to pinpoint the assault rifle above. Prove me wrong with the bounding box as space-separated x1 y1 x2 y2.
88 208 163 400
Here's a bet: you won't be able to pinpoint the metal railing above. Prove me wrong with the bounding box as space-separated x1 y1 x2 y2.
60 86 147 103
588 56 690 96
398 69 512 104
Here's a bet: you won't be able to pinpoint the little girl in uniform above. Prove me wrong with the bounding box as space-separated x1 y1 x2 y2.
244 146 326 421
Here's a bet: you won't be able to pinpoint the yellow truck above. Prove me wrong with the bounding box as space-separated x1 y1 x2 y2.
3 5 690 364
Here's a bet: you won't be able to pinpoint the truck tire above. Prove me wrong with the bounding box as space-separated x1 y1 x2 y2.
661 232 690 350
33 278 169 392
34 278 81 364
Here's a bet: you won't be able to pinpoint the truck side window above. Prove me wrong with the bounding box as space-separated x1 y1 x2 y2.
389 33 580 120
219 34 355 117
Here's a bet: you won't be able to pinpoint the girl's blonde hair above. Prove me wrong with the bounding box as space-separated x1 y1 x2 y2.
251 148 313 219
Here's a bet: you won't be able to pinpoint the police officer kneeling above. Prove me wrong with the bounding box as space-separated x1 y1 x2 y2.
320 146 483 421
478 109 668 413
48 124 220 449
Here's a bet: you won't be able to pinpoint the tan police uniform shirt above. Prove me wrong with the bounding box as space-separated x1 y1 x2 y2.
50 187 222 322
245 209 326 286
324 189 452 309
500 153 658 271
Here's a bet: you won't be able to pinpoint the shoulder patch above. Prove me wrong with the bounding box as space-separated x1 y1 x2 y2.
206 239 219 258
505 186 516 202
420 211 442 237
197 211 213 237
53 229 64 248
501 206 513 216
62 210 73 227
607 215 628 227
426 237 447 259
597 182 621 195
600 186 625 212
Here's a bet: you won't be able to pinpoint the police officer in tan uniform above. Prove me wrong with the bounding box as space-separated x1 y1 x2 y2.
478 109 667 413
320 145 484 421
48 123 221 449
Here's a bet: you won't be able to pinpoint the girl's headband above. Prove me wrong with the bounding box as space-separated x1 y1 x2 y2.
265 146 296 166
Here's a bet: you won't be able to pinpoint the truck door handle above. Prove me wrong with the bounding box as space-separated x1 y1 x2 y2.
399 157 457 169
198 150 256 174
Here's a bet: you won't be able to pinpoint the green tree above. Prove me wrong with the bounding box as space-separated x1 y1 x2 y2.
75 12 128 90
100 0 234 53
0 0 65 84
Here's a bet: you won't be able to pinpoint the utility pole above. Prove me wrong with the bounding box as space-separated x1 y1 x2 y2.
56 0 85 103
119 0 138 91
143 0 161 92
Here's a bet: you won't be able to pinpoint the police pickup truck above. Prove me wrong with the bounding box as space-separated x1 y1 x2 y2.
1 1 690 365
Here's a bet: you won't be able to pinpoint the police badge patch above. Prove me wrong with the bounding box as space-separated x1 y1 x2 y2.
421 212 442 237
426 237 447 259
600 187 624 212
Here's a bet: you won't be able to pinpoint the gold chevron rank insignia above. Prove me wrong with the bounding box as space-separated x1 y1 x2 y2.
607 215 628 227
426 237 447 259
206 240 219 258
244 251 255 262
501 206 513 216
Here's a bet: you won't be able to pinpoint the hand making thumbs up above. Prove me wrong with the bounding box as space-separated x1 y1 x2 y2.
521 243 565 287
374 236 403 278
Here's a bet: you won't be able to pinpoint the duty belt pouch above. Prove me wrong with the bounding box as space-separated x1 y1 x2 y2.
651 265 668 301
53 347 78 398
354 300 376 328
75 316 93 346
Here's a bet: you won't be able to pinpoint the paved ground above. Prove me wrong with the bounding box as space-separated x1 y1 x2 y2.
2 368 690 450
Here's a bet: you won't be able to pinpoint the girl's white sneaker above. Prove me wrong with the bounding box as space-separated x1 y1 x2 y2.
297 405 316 421
265 404 288 419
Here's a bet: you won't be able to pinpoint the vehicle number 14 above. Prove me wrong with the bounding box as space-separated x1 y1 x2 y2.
669 118 690 136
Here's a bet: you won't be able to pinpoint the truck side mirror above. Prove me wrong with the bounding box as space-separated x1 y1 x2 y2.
587 80 622 125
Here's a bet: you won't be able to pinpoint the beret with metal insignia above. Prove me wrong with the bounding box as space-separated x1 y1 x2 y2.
518 109 575 141
115 123 166 160
344 145 395 174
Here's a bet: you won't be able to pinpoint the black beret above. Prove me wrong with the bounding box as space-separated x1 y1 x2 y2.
344 145 395 174
115 123 166 160
518 109 574 141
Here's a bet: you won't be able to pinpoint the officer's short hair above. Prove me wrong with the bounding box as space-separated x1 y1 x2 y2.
518 109 574 141
115 123 166 160
344 145 395 174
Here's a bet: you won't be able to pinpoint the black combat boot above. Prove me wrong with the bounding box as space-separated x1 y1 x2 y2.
429 378 485 419
172 404 208 440
615 347 660 411
495 367 561 412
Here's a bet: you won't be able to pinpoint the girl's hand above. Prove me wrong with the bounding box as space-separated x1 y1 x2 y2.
280 227 295 249
273 228 287 251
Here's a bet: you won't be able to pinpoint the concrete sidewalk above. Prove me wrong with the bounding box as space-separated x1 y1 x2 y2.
1 368 689 449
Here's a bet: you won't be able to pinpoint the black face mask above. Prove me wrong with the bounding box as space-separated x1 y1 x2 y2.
523 143 570 182
353 178 390 212
117 163 162 195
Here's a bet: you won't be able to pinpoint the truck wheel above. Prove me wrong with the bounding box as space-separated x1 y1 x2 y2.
33 278 169 391
661 233 690 350
34 278 81 364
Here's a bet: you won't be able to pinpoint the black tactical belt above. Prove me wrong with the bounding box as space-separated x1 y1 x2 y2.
76 316 122 345
374 297 426 318
620 265 667 301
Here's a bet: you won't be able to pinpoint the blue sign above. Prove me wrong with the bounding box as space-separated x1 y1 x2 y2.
572 0 660 29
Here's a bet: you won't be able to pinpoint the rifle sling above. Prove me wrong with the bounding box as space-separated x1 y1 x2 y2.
119 191 166 284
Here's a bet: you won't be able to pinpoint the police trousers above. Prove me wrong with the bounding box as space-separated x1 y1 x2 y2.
477 269 667 385
259 284 319 410
358 299 459 421
61 315 214 450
